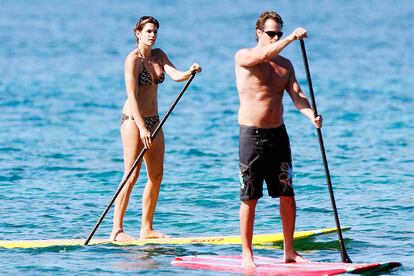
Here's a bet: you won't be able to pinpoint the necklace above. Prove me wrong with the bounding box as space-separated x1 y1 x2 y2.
137 48 152 64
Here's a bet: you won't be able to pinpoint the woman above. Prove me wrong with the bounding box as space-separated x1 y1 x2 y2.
110 16 202 241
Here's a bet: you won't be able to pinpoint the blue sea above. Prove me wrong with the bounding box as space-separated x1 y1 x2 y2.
0 0 413 275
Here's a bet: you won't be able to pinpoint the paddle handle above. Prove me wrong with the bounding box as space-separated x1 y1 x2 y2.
300 39 352 263
84 73 197 245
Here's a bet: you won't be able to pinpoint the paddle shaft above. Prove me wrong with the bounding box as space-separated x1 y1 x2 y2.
84 73 196 245
299 40 352 263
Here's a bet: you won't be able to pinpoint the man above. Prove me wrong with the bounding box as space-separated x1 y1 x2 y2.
234 11 322 269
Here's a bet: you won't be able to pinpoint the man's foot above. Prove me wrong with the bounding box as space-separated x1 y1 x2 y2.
140 229 171 239
241 254 257 270
283 251 310 263
110 229 136 242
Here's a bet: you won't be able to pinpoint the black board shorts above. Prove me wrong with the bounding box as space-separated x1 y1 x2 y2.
239 124 294 201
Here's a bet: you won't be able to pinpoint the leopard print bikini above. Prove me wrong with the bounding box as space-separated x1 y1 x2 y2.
120 53 164 130
120 114 160 131
139 65 165 86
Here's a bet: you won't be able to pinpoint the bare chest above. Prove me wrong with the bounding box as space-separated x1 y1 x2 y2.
251 61 290 88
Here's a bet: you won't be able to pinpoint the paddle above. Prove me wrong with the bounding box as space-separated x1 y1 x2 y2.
84 72 197 245
299 39 352 263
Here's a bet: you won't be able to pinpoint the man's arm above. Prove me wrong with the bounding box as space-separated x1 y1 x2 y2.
235 28 307 67
286 63 322 128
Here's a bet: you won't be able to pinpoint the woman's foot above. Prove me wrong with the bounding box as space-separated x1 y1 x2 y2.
140 228 171 239
110 229 136 242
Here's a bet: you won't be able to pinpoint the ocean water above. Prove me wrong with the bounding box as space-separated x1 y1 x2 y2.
0 0 413 275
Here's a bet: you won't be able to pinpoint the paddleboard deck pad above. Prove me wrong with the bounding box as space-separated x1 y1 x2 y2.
171 255 401 275
0 227 346 249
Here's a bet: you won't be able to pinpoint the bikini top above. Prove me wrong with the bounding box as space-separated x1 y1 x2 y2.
138 65 165 86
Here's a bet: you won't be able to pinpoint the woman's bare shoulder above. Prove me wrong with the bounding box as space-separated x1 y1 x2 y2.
125 49 142 68
152 48 167 58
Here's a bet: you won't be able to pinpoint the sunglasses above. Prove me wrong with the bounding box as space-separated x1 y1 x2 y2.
139 16 153 23
136 16 159 28
264 30 283 38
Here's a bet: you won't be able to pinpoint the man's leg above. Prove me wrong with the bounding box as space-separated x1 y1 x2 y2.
280 196 309 263
240 198 258 269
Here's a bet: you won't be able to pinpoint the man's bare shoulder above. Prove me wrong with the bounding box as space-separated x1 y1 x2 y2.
235 47 255 63
235 47 255 54
271 55 294 72
273 55 292 65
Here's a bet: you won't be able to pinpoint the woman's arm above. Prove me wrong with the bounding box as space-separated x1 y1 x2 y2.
158 49 201 81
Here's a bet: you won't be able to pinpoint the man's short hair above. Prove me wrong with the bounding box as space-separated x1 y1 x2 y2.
255 11 284 41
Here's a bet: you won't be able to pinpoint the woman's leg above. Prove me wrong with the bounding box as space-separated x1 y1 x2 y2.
110 119 143 241
140 130 169 238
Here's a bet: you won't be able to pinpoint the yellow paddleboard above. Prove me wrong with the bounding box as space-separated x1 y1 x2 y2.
0 227 349 249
